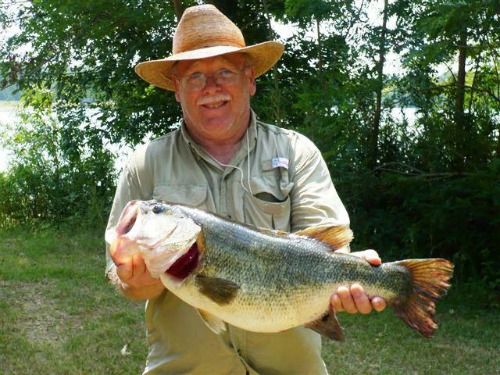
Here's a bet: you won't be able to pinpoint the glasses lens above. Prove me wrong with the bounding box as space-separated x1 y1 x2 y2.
180 68 243 91
183 73 206 90
216 69 239 85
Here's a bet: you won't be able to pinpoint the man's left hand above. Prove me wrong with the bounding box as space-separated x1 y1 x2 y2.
330 249 387 314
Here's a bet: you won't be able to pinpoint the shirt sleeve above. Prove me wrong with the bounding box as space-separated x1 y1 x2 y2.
288 133 350 233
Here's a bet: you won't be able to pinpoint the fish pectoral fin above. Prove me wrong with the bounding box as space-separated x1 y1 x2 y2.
195 275 240 305
295 225 353 252
197 309 227 335
305 310 344 341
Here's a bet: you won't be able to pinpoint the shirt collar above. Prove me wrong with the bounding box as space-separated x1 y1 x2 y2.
180 109 258 166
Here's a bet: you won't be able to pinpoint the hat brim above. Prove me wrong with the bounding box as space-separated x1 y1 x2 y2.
134 41 284 91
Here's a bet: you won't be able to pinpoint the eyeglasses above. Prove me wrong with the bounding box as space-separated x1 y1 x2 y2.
175 67 248 91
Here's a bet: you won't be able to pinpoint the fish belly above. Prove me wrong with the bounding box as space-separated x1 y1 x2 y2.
160 274 337 332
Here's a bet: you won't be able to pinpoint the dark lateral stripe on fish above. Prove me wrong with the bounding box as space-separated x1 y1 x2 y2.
390 259 453 337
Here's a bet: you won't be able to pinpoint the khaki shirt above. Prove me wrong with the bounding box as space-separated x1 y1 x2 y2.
106 111 349 375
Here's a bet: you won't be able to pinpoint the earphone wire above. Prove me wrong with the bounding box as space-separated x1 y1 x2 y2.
200 130 254 196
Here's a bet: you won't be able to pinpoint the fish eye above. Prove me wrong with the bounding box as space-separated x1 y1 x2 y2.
152 203 165 214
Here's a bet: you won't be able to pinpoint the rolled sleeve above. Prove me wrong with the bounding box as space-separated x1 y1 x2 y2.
289 134 349 232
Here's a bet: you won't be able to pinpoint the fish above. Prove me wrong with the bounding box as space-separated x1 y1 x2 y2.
109 199 454 341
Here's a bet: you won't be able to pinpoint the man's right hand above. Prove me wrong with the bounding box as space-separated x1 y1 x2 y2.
112 252 165 301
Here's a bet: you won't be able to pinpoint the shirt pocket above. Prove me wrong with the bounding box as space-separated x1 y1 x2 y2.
244 170 294 231
153 184 208 208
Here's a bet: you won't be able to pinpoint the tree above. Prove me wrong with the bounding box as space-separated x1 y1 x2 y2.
368 0 389 170
393 0 500 171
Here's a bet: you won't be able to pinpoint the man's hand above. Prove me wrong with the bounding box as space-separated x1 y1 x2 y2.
111 251 164 301
330 249 387 314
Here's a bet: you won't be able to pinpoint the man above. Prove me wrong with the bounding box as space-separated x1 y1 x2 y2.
106 4 385 374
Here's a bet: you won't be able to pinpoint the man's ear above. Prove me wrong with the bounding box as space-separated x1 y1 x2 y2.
248 67 257 96
173 78 181 102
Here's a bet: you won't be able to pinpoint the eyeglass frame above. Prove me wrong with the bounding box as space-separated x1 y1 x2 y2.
172 66 252 91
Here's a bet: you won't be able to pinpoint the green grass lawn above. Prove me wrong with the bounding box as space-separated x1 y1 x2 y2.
1 227 498 374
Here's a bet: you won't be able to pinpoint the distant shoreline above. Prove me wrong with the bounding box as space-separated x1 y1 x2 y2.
0 100 20 111
0 101 19 172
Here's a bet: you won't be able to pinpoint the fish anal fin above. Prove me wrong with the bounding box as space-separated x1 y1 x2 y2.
197 309 226 334
195 275 240 305
295 226 353 252
390 258 454 338
305 310 344 341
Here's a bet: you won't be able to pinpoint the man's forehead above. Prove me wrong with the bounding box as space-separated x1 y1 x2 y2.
175 53 248 72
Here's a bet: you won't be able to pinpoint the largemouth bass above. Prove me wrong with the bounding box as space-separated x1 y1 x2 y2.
110 200 453 341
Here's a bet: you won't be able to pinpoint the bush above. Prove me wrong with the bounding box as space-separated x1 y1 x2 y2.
0 108 117 229
336 160 499 302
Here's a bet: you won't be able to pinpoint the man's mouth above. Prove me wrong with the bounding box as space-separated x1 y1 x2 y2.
197 94 231 109
203 101 227 109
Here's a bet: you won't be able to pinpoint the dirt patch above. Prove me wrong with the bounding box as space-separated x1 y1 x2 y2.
1 280 82 347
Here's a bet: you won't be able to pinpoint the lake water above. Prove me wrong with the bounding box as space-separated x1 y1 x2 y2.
0 101 420 174
0 101 18 172
0 101 133 174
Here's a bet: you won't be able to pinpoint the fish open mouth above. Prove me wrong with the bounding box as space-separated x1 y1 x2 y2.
116 201 140 236
112 200 202 278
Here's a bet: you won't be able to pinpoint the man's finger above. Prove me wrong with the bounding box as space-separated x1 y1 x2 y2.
335 286 357 314
116 261 133 281
132 254 147 276
350 283 372 314
371 296 387 312
351 249 382 266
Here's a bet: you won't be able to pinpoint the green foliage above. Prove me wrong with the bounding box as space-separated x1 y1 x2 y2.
0 107 116 228
337 161 499 302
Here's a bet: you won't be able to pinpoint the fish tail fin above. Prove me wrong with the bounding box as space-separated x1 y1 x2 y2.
392 258 453 337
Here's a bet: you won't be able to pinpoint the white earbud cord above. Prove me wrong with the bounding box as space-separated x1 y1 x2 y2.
199 130 254 196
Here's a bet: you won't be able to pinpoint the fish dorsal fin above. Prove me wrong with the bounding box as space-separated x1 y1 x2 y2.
197 309 227 334
195 275 240 305
305 310 344 341
295 225 353 251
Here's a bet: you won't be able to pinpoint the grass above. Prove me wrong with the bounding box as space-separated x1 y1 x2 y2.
322 302 499 374
0 227 147 374
1 227 498 374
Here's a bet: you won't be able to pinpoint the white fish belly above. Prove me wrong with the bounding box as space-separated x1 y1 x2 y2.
161 274 337 332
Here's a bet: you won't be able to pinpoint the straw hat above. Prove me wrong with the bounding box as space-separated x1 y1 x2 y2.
134 4 284 91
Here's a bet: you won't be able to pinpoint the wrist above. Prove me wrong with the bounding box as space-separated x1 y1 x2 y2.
119 279 165 300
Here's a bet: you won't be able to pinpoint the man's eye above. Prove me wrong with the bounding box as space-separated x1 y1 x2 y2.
218 69 236 79
187 72 205 82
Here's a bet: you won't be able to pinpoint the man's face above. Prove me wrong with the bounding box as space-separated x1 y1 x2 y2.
172 53 256 145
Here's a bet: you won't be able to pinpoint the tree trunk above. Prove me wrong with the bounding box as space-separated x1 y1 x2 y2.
455 29 468 170
316 16 324 84
369 0 388 170
172 0 183 21
262 0 283 124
